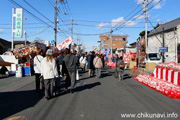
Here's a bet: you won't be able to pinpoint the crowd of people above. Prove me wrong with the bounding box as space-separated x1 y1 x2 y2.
33 48 125 100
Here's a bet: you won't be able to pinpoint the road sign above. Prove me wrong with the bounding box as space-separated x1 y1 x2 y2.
15 8 23 38
50 40 55 44
159 47 168 53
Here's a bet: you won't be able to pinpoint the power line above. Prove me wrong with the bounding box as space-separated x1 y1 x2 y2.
8 0 53 28
67 19 158 23
73 23 153 28
148 18 162 44
28 27 51 37
113 0 162 32
64 0 162 36
23 0 54 24
8 0 69 39
64 0 81 32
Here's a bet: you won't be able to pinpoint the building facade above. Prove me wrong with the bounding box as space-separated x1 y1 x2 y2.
99 34 128 53
148 17 180 63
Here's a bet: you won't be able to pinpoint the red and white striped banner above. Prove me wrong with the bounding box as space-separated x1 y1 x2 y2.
153 68 180 86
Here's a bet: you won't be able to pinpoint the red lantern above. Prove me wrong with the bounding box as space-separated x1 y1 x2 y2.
170 91 175 98
176 91 180 98
164 89 170 96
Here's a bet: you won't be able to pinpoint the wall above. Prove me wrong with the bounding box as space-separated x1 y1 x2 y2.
148 28 180 62
100 35 128 51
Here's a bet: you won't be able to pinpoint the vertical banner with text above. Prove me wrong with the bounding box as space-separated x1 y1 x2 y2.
15 8 23 38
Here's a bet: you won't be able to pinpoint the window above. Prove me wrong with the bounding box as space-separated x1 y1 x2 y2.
148 53 161 60
112 38 118 40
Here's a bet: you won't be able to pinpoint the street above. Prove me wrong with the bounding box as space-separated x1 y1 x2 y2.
1 67 180 120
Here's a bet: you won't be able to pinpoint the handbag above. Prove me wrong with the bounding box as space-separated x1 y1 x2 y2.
119 64 124 69
76 69 79 80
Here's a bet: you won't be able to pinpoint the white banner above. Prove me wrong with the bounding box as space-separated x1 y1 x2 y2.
15 8 23 38
57 37 73 50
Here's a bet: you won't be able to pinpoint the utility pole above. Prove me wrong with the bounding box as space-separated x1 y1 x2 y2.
145 0 148 48
71 17 73 51
110 26 113 57
54 0 58 46
162 27 165 63
77 30 78 53
24 30 27 45
12 8 15 50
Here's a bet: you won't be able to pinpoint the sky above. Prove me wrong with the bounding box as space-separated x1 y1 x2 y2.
0 0 180 51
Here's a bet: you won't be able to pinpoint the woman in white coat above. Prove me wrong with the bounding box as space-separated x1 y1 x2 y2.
41 49 58 100
79 54 87 71
34 49 44 94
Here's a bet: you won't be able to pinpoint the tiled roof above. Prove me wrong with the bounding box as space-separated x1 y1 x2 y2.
0 38 11 46
148 17 180 36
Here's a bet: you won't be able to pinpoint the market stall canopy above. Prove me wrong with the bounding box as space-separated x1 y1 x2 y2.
0 61 13 66
12 42 46 58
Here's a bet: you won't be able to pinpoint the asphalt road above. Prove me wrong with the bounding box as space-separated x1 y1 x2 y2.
1 67 180 120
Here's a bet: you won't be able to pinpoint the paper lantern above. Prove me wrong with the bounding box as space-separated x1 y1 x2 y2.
176 91 180 98
164 89 170 96
170 91 175 98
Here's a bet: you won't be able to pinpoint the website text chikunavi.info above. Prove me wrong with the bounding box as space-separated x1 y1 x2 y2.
121 112 178 119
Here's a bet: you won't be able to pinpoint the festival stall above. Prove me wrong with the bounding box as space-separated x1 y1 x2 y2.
106 53 116 68
106 51 137 68
134 62 180 99
13 42 46 59
12 42 46 76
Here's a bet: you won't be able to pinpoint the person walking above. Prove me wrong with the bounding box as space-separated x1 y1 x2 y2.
100 54 105 69
62 48 77 93
41 49 58 100
79 54 86 71
34 49 44 94
93 54 103 78
87 51 95 77
114 54 119 78
117 56 125 81
58 51 64 77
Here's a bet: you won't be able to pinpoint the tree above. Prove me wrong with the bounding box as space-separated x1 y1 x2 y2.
154 23 160 29
139 30 150 38
33 37 44 43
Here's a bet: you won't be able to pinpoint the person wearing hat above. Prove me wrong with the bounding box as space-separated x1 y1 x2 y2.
41 49 58 100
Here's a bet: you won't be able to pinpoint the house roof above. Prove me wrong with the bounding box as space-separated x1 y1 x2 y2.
129 42 136 46
0 38 11 46
0 39 31 47
148 17 180 36
13 40 31 45
100 34 129 38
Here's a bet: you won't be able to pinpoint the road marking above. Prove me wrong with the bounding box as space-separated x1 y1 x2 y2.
7 116 27 120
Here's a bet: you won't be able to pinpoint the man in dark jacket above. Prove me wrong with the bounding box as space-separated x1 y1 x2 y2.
62 48 77 93
87 51 95 77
